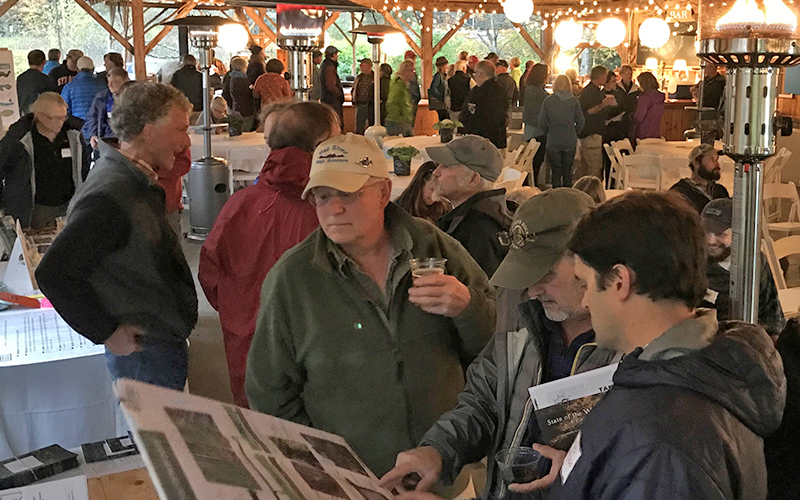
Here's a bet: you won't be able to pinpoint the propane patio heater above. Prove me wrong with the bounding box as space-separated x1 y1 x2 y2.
697 0 797 320
277 4 325 100
350 24 403 147
163 16 247 240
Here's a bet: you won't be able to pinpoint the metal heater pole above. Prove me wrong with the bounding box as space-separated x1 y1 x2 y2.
199 46 212 159
730 160 763 322
373 43 381 127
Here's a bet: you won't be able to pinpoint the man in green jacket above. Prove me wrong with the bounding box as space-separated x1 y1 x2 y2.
245 133 496 477
386 60 416 137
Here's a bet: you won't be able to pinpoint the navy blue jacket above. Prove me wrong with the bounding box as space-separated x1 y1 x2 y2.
83 89 115 141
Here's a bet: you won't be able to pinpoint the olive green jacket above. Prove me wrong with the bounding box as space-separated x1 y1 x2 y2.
246 203 496 476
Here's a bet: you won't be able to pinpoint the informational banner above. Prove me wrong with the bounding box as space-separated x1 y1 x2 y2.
0 48 20 129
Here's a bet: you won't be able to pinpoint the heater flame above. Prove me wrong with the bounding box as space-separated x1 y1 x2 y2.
280 24 322 37
716 0 797 33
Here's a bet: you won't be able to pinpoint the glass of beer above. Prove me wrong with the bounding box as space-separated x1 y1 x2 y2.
495 447 546 486
410 258 447 278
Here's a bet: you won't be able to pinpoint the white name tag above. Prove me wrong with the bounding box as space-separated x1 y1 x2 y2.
560 430 582 484
61 148 71 158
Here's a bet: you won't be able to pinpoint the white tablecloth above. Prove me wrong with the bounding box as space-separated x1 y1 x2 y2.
635 140 735 193
190 132 267 173
384 136 447 199
0 252 126 461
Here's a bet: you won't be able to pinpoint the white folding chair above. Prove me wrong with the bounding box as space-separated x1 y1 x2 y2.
659 156 693 191
604 143 626 189
764 147 792 185
762 182 800 238
510 139 540 184
504 144 525 169
228 147 266 194
611 138 634 155
622 154 661 190
763 236 800 317
513 171 528 190
494 168 522 192
636 137 667 146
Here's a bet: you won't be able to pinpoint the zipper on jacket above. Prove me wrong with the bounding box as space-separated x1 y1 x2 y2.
570 342 598 376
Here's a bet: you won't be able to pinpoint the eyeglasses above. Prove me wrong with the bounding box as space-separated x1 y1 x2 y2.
308 181 384 207
39 113 68 122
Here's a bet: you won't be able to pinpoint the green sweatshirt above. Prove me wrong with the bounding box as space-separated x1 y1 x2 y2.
246 203 496 476
386 75 414 125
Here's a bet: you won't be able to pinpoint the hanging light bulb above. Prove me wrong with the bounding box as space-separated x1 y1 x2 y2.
596 17 626 47
639 17 671 47
555 19 583 48
217 23 248 53
503 0 534 23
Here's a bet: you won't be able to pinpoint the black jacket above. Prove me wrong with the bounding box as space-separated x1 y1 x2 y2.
460 78 509 149
669 177 730 214
553 316 786 500
36 140 198 345
320 57 344 105
497 72 520 107
437 189 512 277
448 71 471 112
0 114 89 227
766 318 800 500
17 68 58 115
48 61 77 93
171 65 203 111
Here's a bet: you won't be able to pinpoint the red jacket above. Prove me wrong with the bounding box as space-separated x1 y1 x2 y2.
198 147 319 406
157 147 192 214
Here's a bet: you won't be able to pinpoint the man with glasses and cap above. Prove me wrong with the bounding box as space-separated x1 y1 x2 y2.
246 133 495 478
380 189 621 500
669 143 730 213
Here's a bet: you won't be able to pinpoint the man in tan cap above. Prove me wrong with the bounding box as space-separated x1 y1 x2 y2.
246 133 496 477
380 188 621 499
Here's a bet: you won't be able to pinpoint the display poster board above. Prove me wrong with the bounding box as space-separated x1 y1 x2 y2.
0 48 19 129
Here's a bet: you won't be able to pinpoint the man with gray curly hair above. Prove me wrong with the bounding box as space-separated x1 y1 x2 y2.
35 81 198 390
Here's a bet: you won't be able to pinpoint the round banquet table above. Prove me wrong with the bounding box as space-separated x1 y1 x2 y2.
190 132 267 173
384 135 448 199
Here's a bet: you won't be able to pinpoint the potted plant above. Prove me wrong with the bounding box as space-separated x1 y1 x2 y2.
433 119 462 143
386 144 420 176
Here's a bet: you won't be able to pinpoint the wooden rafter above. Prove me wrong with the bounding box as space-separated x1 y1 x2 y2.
323 11 340 31
143 7 170 35
73 0 135 53
382 11 421 55
432 11 469 54
0 0 20 19
512 23 545 60
243 7 277 44
233 7 257 45
144 1 197 54
397 14 420 40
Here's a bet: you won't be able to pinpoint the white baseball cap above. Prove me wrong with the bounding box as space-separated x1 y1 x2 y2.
303 133 389 199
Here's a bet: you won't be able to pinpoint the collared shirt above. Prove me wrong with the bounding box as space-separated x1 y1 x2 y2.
116 148 159 182
325 217 413 315
540 313 596 382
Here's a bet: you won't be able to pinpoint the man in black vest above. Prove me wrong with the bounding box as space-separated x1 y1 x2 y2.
320 45 344 130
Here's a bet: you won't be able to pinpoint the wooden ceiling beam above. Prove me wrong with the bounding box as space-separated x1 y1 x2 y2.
323 11 340 31
512 22 545 60
0 0 21 19
144 1 197 54
244 6 277 43
432 11 469 54
73 0 135 53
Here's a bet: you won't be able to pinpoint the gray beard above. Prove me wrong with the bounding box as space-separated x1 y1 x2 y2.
542 306 570 322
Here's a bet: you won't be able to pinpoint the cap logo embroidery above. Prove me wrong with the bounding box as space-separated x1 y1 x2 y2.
498 220 536 249
358 157 373 168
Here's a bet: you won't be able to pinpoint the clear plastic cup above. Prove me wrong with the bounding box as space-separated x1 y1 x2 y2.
410 258 447 278
495 447 544 486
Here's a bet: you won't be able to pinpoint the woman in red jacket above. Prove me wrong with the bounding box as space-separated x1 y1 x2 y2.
198 101 340 406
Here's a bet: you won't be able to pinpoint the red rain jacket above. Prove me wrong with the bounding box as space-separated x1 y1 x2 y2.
198 147 319 406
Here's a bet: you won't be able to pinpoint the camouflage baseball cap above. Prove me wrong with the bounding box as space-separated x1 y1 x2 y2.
491 188 595 289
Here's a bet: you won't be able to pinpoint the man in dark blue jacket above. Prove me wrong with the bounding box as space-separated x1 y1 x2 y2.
537 191 786 500
83 67 130 150
61 57 106 121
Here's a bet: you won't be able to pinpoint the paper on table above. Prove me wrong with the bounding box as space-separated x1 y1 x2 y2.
0 308 104 367
0 474 89 500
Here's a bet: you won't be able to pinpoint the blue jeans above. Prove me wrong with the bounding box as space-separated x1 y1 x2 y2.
105 337 189 390
547 148 576 188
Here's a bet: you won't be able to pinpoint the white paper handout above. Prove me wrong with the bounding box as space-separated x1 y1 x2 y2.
0 308 103 367
0 475 89 500
115 379 395 500
529 363 618 410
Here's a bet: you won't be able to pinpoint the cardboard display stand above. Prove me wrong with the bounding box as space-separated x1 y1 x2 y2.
0 49 20 129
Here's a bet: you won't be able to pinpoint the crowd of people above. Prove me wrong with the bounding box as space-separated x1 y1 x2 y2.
2 43 797 500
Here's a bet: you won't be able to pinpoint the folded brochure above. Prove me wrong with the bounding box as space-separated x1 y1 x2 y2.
114 378 396 500
528 364 618 451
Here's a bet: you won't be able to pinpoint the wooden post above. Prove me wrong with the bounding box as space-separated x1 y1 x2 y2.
420 11 432 99
131 0 146 79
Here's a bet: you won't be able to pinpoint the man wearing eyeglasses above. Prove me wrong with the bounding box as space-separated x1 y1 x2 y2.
246 133 496 478
381 189 621 500
0 91 90 229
